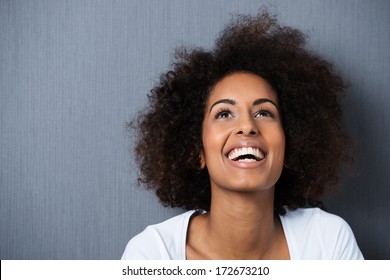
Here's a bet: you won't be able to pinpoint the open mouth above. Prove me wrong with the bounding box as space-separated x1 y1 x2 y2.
227 147 266 162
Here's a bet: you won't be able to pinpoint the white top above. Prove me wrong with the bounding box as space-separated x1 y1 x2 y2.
121 208 363 260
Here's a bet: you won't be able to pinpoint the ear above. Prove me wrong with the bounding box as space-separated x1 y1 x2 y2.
200 151 206 169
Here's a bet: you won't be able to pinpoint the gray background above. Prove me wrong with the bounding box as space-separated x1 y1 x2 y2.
1 0 389 260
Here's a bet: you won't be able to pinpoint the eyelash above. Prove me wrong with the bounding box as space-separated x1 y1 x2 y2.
255 108 275 118
215 108 233 119
214 108 275 119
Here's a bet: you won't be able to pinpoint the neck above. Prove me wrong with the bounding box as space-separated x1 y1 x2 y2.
204 187 279 259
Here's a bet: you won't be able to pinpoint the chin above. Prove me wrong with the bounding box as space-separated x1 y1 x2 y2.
224 181 276 193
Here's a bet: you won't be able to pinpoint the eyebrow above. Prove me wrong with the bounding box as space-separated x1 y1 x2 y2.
209 98 278 113
209 99 236 112
253 98 279 109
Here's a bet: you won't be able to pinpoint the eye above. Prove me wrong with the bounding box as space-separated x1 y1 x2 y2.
215 108 233 119
254 109 274 118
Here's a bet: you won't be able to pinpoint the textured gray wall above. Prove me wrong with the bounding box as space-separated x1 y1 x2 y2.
1 0 389 259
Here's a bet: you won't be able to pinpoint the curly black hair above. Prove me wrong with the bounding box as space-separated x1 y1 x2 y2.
129 11 354 215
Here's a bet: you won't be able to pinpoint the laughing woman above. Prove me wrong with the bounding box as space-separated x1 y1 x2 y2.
122 11 363 260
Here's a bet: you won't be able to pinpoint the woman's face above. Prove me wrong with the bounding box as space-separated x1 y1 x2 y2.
201 72 285 193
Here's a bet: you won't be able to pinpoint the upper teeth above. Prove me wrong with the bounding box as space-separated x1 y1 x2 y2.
228 147 265 161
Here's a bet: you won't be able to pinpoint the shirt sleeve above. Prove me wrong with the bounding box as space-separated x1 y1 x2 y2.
121 226 171 260
319 211 364 260
121 235 148 260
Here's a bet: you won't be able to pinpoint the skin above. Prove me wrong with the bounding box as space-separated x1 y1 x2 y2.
186 72 290 259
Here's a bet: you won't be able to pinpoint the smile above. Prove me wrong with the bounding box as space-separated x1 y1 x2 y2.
227 147 266 162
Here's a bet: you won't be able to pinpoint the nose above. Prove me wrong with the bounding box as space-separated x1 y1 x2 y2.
236 115 258 136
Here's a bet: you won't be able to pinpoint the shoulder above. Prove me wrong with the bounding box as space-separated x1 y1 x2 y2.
121 210 197 260
281 208 364 259
283 207 343 226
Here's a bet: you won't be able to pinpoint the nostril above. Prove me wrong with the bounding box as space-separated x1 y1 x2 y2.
237 130 257 135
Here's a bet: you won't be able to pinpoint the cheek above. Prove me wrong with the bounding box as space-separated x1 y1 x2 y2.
267 127 286 156
202 125 229 159
277 131 286 151
276 133 286 165
202 132 218 159
267 128 285 179
201 126 213 162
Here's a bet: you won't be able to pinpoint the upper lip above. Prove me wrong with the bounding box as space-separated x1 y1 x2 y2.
225 143 267 161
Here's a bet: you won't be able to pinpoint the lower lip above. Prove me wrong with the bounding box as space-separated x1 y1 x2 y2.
227 157 267 169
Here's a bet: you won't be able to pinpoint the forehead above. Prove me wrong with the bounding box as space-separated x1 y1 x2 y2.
207 72 278 105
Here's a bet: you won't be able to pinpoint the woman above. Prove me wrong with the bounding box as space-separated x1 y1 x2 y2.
122 11 363 260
